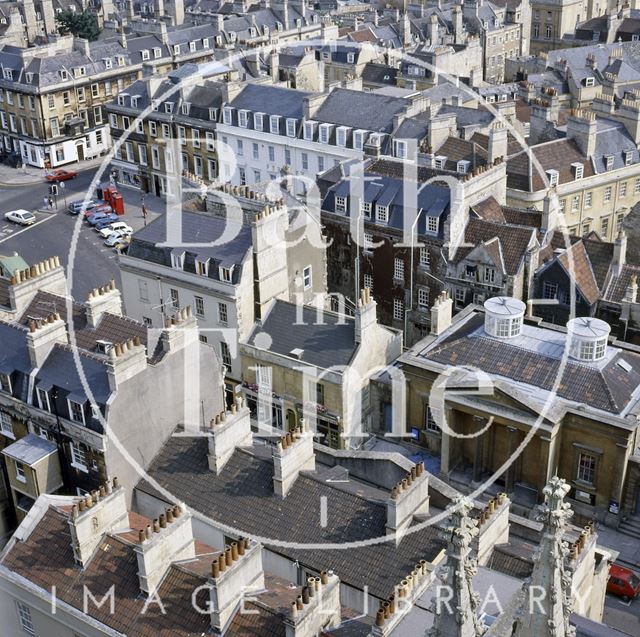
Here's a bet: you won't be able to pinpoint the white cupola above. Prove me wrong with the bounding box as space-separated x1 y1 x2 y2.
483 296 526 339
567 317 610 362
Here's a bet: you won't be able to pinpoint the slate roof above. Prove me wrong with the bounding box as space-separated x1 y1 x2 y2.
419 312 640 414
435 136 488 170
228 83 312 119
313 88 409 132
127 211 252 284
361 62 398 86
137 439 446 599
246 300 357 369
0 320 30 376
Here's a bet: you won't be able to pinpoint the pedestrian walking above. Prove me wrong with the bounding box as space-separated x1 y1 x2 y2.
142 203 148 227
48 196 53 210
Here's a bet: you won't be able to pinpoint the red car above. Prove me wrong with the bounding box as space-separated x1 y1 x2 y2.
608 564 640 601
83 203 112 218
46 168 78 182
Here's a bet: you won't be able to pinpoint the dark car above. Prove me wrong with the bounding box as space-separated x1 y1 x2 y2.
68 200 97 215
93 214 120 230
46 169 78 182
88 211 117 226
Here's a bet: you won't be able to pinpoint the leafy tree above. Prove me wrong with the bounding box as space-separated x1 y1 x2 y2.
56 10 101 42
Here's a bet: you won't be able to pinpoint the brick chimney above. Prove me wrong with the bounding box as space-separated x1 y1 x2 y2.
68 477 129 567
26 313 68 368
430 291 452 336
273 422 315 498
355 288 377 344
85 279 123 327
285 571 341 637
208 538 265 633
386 462 429 544
207 399 252 474
106 336 147 391
472 493 510 565
566 109 597 158
613 230 627 274
135 503 195 594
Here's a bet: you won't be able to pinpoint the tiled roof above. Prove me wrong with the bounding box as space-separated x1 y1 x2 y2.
470 196 506 223
502 207 542 228
435 137 488 170
556 241 600 305
507 139 594 192
488 544 534 579
604 263 640 303
420 313 640 414
582 238 614 290
137 439 446 599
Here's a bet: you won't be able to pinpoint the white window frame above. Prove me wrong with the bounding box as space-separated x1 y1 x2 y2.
37 387 51 412
0 412 14 439
394 257 404 281
218 302 228 325
303 266 312 290
16 601 34 636
68 399 85 424
70 440 88 472
393 298 404 321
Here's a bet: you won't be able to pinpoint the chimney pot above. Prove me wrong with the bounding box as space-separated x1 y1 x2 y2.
225 546 233 564
113 476 120 489
212 560 220 578
231 542 238 561
72 504 79 519
99 485 106 497
167 508 174 523
388 595 396 614
159 514 167 529
145 525 152 540
138 529 145 543
238 538 246 556
153 519 160 533
173 505 182 517
291 601 298 617
376 610 385 626
79 500 86 512
86 495 93 508
307 577 315 596
320 570 328 585
219 553 227 572
296 595 304 610
302 587 310 604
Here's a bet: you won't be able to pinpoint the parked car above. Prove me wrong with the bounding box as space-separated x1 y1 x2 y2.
46 168 77 182
68 200 96 215
88 212 118 227
99 222 132 239
608 564 640 601
93 215 121 231
83 203 112 218
4 209 36 225
104 231 131 247
112 237 130 253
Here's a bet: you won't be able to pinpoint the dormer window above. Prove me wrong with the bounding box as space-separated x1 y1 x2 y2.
585 77 595 87
376 204 389 223
171 251 185 269
546 169 559 187
189 41 196 52
434 156 447 169
270 115 280 134
222 106 233 125
353 130 367 150
142 50 150 61
347 52 355 64
427 216 439 234
304 120 315 140
118 56 125 66
152 100 159 112
117 94 126 106
104 58 112 69
220 266 232 282
286 118 297 137
26 72 33 83
336 126 350 147
362 201 372 217
181 102 190 115
209 108 217 121
68 400 85 424
196 258 209 276
238 110 248 128
624 149 633 165
457 160 470 174
572 162 584 180
605 154 614 171
319 123 332 144
249 27 257 37
36 387 51 412
335 196 347 212
131 96 139 108
394 140 407 159
203 38 210 49
59 69 68 80
174 45 181 55
229 33 236 43
254 112 264 131
0 372 11 393
322 52 330 61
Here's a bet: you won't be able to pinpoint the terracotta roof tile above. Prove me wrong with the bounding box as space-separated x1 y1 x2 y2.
557 241 600 305
471 196 506 223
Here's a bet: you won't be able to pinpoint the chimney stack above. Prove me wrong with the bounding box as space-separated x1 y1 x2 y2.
208 538 265 632
285 571 341 636
566 109 597 158
624 274 638 303
86 279 123 327
207 399 253 474
613 230 627 274
487 122 508 164
135 503 195 594
26 312 68 368
7 256 66 314
386 462 429 544
472 493 510 565
160 305 198 353
273 421 315 498
355 287 377 344
430 291 453 336
68 477 128 567
106 336 147 391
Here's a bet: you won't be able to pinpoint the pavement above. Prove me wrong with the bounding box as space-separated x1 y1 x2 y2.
0 165 165 300
596 523 640 569
0 156 111 187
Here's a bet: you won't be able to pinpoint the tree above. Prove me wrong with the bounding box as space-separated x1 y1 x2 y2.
56 10 101 42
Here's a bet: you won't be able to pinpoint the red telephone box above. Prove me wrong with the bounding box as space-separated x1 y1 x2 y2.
111 193 125 215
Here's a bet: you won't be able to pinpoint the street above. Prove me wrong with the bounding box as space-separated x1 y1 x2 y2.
603 592 640 635
0 167 163 300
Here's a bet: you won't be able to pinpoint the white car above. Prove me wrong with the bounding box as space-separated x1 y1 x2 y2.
104 231 129 247
4 209 36 225
98 222 132 239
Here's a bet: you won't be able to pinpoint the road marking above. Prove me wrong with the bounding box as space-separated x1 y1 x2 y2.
0 214 56 244
617 598 632 607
